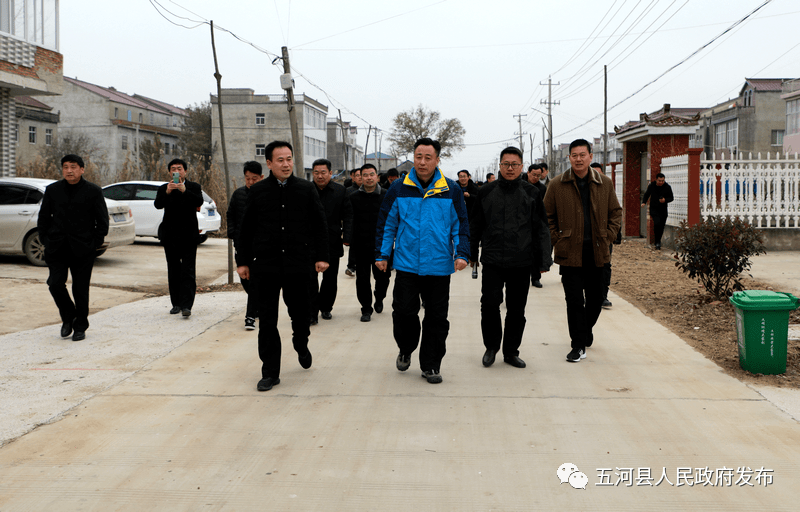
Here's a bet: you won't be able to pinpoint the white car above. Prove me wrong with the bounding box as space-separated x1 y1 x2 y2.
102 181 221 243
0 177 136 266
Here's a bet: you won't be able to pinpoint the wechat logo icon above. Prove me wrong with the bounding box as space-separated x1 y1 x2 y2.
557 463 588 490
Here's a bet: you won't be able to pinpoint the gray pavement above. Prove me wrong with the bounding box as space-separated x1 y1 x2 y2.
1 250 800 509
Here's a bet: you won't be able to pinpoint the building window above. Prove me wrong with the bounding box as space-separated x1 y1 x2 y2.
150 113 154 125
114 107 118 118
787 99 800 136
28 126 36 144
164 142 170 155
122 135 128 150
255 113 265 126
45 128 52 146
256 144 265 157
771 130 784 147
714 120 738 151
138 113 143 123
127 110 132 122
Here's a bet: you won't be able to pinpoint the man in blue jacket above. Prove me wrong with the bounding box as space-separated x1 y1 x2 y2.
375 138 470 384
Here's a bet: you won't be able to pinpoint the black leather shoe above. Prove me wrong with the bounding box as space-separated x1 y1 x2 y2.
298 349 312 369
181 308 191 317
257 377 280 391
169 306 181 315
360 313 371 322
72 331 86 342
309 317 318 326
321 311 332 320
374 301 383 314
60 321 73 338
504 356 527 368
531 280 542 288
482 349 496 367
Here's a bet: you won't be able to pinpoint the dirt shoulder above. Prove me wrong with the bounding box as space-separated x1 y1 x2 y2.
611 238 800 388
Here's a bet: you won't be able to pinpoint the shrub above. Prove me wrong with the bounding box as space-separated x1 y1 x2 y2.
674 216 766 300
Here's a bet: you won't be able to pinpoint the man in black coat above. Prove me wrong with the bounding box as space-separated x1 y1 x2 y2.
457 169 480 218
347 164 390 322
38 154 109 342
155 158 204 317
237 141 329 392
526 164 549 288
470 147 552 369
227 161 264 330
309 158 353 323
343 168 362 277
641 172 674 250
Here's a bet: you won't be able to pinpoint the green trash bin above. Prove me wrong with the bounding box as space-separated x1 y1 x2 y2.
729 290 800 375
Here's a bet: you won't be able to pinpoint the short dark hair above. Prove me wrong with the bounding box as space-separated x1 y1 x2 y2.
386 168 399 177
539 162 548 171
457 169 470 178
61 154 84 168
243 161 263 175
569 139 592 154
312 158 332 171
167 158 187 171
590 162 602 169
350 168 361 176
500 146 523 161
486 172 495 179
528 163 541 172
414 137 441 157
656 172 665 179
265 140 293 161
361 163 377 173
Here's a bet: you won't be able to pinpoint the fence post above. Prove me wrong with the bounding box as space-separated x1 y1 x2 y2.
687 147 702 226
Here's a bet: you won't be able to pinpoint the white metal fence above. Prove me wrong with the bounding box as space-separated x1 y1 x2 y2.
660 152 800 228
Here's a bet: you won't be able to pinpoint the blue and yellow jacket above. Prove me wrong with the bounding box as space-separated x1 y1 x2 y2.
375 168 470 276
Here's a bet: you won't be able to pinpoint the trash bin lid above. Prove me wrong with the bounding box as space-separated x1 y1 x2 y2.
729 290 800 310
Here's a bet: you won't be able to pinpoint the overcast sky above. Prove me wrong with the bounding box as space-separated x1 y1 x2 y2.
61 0 799 179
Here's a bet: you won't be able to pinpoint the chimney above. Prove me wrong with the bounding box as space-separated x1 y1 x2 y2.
663 103 671 114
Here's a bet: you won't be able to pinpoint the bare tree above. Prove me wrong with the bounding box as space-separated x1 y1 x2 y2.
17 130 108 184
388 105 466 159
179 102 214 169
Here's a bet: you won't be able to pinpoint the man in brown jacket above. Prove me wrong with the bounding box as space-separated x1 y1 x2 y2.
543 139 622 363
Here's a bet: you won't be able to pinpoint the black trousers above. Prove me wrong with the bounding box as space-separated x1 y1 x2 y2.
255 267 310 379
480 263 531 358
602 242 613 301
46 249 95 332
392 270 450 372
163 242 197 309
652 213 667 246
310 256 340 317
240 277 259 318
531 268 542 285
560 243 605 350
354 253 390 315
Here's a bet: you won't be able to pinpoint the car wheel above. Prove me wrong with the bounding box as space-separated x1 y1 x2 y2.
95 249 107 257
198 234 208 244
24 231 47 267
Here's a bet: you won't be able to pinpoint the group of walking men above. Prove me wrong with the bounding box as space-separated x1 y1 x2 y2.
42 136 679 392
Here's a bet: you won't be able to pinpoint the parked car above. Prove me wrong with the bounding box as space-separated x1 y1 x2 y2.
0 177 135 266
102 181 221 243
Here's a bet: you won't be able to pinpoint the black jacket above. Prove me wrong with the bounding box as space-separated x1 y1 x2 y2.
315 181 353 259
460 179 480 218
38 177 109 258
642 181 674 216
154 180 204 244
470 175 552 271
226 185 250 244
237 174 329 273
347 185 386 257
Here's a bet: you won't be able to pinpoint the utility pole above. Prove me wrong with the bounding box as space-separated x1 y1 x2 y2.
540 75 560 173
210 21 234 284
280 46 303 177
374 128 379 172
603 65 608 169
513 113 527 152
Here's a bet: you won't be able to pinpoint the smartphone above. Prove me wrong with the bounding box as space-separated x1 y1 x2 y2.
172 172 180 184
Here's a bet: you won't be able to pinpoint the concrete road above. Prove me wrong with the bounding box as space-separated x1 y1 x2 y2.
1 263 800 510
0 237 232 335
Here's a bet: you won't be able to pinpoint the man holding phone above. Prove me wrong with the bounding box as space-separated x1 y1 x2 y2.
155 158 205 317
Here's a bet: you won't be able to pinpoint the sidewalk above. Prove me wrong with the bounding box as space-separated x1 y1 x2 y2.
1 265 799 510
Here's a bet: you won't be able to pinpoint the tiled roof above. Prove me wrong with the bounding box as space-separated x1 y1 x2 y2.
64 77 172 114
744 78 786 92
15 95 52 110
133 94 186 117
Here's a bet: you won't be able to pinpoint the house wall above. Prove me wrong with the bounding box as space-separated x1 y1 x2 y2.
623 140 647 237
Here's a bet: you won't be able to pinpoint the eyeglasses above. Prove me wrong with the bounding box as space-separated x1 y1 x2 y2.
499 162 522 169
